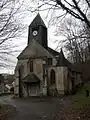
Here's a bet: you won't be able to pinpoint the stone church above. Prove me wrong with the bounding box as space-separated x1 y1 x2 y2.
14 14 82 97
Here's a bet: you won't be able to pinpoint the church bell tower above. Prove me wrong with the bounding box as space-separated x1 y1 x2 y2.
28 14 48 49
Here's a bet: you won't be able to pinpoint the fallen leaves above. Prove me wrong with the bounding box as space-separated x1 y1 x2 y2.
0 104 16 120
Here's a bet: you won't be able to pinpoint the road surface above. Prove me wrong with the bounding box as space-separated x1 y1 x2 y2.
0 95 65 120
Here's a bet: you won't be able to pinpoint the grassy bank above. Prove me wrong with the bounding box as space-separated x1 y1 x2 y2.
72 83 90 110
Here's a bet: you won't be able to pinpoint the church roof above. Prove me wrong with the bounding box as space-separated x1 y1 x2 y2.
23 73 40 83
47 47 59 56
29 13 46 27
56 49 71 67
56 49 82 73
18 39 53 60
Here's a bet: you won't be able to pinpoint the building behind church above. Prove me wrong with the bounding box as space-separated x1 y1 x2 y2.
14 14 82 97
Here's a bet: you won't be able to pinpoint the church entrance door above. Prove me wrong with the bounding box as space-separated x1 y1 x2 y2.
30 84 40 96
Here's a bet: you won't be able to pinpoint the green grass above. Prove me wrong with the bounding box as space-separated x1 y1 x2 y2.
72 83 90 110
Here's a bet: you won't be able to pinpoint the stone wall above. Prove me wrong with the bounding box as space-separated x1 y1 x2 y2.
47 66 67 95
14 58 46 96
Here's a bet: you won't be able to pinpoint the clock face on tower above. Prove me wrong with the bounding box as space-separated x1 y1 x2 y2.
32 30 38 36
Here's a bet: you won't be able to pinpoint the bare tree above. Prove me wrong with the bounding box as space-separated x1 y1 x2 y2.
0 0 25 68
56 0 90 27
55 18 90 63
38 0 90 27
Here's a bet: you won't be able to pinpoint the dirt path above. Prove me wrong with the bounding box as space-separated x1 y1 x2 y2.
0 95 70 120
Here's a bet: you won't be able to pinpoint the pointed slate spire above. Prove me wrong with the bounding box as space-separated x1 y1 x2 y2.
56 48 67 66
29 13 46 27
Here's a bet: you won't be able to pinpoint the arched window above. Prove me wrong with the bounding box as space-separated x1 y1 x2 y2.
50 69 55 85
19 65 24 79
30 60 33 72
27 59 33 72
